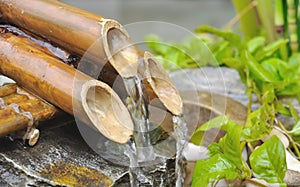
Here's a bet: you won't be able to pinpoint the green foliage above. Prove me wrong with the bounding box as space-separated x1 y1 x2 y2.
190 115 287 186
191 116 251 186
192 154 241 187
146 6 300 185
250 136 287 185
145 34 217 72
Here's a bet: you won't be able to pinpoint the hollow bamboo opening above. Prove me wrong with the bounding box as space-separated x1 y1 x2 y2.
105 27 139 78
142 52 182 116
81 80 133 144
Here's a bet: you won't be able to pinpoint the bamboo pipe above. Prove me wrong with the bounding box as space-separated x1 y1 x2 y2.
0 0 139 78
0 107 30 137
0 84 17 97
0 82 57 146
0 96 56 136
139 52 182 117
0 0 182 116
0 25 75 65
0 33 133 144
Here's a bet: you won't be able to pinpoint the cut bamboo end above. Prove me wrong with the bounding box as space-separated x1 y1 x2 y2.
81 79 133 144
0 32 133 143
141 52 183 116
103 19 139 78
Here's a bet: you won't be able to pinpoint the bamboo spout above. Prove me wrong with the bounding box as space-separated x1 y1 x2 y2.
139 52 182 116
0 0 139 78
0 33 133 144
81 80 133 142
0 0 105 56
0 0 183 117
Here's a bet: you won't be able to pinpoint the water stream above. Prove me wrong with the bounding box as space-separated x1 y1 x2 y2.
173 116 188 187
124 76 155 186
123 74 188 186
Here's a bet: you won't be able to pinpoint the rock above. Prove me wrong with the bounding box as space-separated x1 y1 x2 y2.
0 115 177 186
0 119 128 186
170 67 259 110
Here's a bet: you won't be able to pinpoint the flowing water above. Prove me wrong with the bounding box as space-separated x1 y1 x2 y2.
123 74 188 187
173 116 188 187
124 76 155 186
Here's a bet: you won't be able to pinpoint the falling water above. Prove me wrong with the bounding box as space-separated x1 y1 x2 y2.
124 76 155 186
123 75 188 186
173 116 188 187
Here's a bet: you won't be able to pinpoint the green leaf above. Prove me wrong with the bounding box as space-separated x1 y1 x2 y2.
181 37 218 66
222 57 243 69
288 102 300 121
242 51 277 82
192 154 239 187
249 136 287 184
242 105 273 141
275 102 291 116
255 39 289 61
261 58 288 81
291 121 300 136
195 25 242 49
190 116 230 145
262 83 276 104
191 116 250 186
288 53 300 69
218 124 242 162
247 36 266 54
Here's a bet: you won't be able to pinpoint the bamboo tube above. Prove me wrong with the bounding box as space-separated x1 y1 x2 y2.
0 0 182 117
0 97 56 136
141 52 182 116
0 25 75 65
0 107 29 137
0 0 138 78
0 84 17 97
0 32 133 144
0 82 57 146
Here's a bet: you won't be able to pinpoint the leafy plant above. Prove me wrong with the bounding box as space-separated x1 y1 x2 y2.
146 0 300 185
190 116 286 186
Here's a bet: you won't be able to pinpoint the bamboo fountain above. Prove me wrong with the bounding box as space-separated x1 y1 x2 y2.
0 0 183 186
0 0 182 142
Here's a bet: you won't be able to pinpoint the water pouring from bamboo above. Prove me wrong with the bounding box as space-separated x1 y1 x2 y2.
0 1 185 184
0 0 182 118
0 32 134 144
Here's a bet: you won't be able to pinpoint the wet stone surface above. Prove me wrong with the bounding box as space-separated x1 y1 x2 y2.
170 67 250 106
0 116 176 186
0 119 129 186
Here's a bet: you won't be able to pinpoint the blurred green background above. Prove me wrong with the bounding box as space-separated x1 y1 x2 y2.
62 0 234 31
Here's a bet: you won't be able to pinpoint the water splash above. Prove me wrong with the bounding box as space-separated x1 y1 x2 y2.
0 98 5 109
173 116 188 187
124 76 155 186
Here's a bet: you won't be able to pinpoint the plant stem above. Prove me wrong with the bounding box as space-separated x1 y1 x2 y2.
287 0 298 53
256 0 276 42
231 0 260 39
275 0 285 35
296 0 300 51
223 0 257 30
275 0 289 60
276 118 300 158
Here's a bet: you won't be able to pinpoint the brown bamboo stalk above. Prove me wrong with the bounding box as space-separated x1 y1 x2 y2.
0 84 17 97
0 0 138 78
139 52 182 116
0 107 29 136
0 77 57 145
0 32 133 144
0 97 56 137
0 0 182 117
